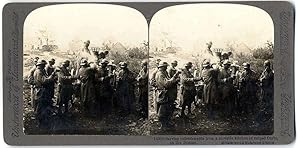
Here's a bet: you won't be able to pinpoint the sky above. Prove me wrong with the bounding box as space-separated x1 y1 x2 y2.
24 4 148 50
150 3 274 52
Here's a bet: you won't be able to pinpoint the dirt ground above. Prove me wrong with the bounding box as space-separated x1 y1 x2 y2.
23 82 150 135
148 90 274 135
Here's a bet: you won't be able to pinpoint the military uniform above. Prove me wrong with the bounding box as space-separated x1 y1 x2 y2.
239 65 258 114
58 65 76 114
181 67 198 116
28 66 37 110
79 64 97 116
116 63 134 114
218 66 235 116
137 65 149 118
45 63 56 100
155 61 178 128
259 66 274 111
33 60 55 128
202 64 219 119
95 62 113 114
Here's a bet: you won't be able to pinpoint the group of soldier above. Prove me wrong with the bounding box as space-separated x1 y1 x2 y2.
151 57 274 129
27 53 149 128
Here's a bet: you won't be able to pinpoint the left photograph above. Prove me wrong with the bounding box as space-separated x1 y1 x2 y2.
23 4 149 135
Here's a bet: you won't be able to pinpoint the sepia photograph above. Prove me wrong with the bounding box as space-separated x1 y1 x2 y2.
23 4 149 135
149 4 274 135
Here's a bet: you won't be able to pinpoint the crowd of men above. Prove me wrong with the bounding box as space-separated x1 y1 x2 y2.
150 56 274 129
27 41 149 129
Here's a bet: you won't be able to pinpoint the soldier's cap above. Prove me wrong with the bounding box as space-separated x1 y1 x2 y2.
202 61 210 67
158 61 168 68
80 59 88 66
108 60 116 66
62 60 70 65
36 59 47 66
120 62 128 68
84 40 90 44
141 60 148 66
100 59 109 64
156 59 161 64
171 60 178 64
49 58 55 63
243 62 250 69
264 60 271 66
33 58 39 63
185 62 193 67
221 52 228 56
223 59 231 65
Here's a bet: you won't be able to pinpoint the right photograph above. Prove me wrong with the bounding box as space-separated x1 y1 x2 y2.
149 4 274 135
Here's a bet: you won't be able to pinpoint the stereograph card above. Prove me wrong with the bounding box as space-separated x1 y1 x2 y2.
2 1 295 145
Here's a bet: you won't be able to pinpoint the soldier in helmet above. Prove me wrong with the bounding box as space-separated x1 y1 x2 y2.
202 60 219 119
259 60 274 113
218 60 235 116
57 60 78 115
95 59 113 114
45 58 56 101
136 60 149 118
239 62 258 115
33 59 57 128
155 61 181 129
167 60 180 108
28 57 39 111
78 59 97 117
150 59 161 114
180 62 201 118
116 62 135 115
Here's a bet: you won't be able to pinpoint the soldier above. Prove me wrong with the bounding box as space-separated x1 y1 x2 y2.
230 61 241 111
202 61 219 119
150 59 161 114
167 60 178 77
83 40 91 54
155 61 180 129
136 60 149 118
57 60 78 115
78 59 97 117
218 60 235 116
33 59 56 128
28 57 39 111
167 60 179 108
180 62 201 118
259 60 274 112
95 59 113 114
107 60 118 109
239 62 258 115
45 58 56 101
116 62 135 115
